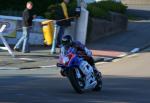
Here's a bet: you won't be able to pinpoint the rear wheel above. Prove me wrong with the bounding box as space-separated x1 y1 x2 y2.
68 68 85 94
93 71 102 91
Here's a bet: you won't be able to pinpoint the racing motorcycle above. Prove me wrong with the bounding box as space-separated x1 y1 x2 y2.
57 47 102 93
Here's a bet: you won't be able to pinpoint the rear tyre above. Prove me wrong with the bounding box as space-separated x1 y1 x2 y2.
93 71 102 91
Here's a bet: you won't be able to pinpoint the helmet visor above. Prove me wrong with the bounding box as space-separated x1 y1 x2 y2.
61 39 70 46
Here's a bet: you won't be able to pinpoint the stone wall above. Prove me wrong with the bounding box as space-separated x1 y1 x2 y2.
86 12 128 43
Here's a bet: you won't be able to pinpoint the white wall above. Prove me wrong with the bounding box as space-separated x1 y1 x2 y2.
75 8 89 45
0 13 89 45
0 15 46 45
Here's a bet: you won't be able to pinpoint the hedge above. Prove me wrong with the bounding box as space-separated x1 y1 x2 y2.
0 0 73 17
0 0 127 19
87 0 127 19
44 0 77 19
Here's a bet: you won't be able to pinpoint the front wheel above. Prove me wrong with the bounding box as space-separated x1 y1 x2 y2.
68 68 85 94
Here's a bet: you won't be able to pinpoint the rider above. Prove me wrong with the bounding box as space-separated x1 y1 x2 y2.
60 35 95 67
60 35 98 89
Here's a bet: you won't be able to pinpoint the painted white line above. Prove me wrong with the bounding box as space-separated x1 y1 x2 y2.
0 67 19 70
130 48 140 53
95 62 108 65
118 53 128 57
39 65 56 68
103 57 113 62
112 58 122 62
14 58 35 61
20 64 57 70
126 53 139 58
0 65 57 70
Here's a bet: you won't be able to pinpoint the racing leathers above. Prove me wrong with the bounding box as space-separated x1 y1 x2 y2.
60 41 95 66
60 41 97 89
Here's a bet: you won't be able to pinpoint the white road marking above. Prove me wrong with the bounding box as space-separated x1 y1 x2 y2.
39 65 56 68
118 53 128 57
0 67 19 70
13 58 35 61
130 48 140 53
95 62 108 65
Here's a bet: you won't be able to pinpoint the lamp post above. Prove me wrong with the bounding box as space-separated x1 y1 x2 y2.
50 21 57 54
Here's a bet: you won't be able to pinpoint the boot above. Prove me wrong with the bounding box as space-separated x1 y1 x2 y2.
79 60 97 89
84 73 97 89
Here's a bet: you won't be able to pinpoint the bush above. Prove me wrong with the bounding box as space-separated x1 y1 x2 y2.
0 0 127 19
87 0 127 19
88 4 109 19
0 0 77 18
44 0 77 19
0 0 63 17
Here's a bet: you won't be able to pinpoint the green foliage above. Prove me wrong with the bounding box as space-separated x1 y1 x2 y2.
0 0 77 18
44 0 77 19
87 0 127 19
0 0 127 19
88 4 109 19
45 4 58 19
0 0 62 16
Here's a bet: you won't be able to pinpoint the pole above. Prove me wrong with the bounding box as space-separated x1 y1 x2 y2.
50 21 57 54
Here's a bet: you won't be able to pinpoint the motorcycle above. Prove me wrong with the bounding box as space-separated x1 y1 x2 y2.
57 47 102 93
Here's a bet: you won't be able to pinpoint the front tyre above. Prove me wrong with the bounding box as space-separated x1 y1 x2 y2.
68 68 85 94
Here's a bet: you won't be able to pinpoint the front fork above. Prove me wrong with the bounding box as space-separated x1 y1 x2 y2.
60 68 67 77
60 67 82 78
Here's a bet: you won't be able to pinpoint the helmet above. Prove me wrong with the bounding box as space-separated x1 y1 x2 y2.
61 35 72 46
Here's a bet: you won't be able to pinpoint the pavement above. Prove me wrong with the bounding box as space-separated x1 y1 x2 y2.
0 46 59 69
98 47 150 77
0 20 150 69
88 20 150 57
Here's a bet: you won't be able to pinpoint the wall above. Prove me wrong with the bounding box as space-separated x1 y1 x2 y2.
0 15 45 45
0 8 89 46
86 12 128 43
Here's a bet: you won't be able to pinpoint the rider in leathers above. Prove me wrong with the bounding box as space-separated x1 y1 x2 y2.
60 35 98 89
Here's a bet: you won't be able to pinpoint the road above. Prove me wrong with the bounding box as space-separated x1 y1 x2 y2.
127 4 150 19
0 47 150 103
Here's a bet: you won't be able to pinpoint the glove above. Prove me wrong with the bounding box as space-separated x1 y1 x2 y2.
85 47 92 57
60 46 66 56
